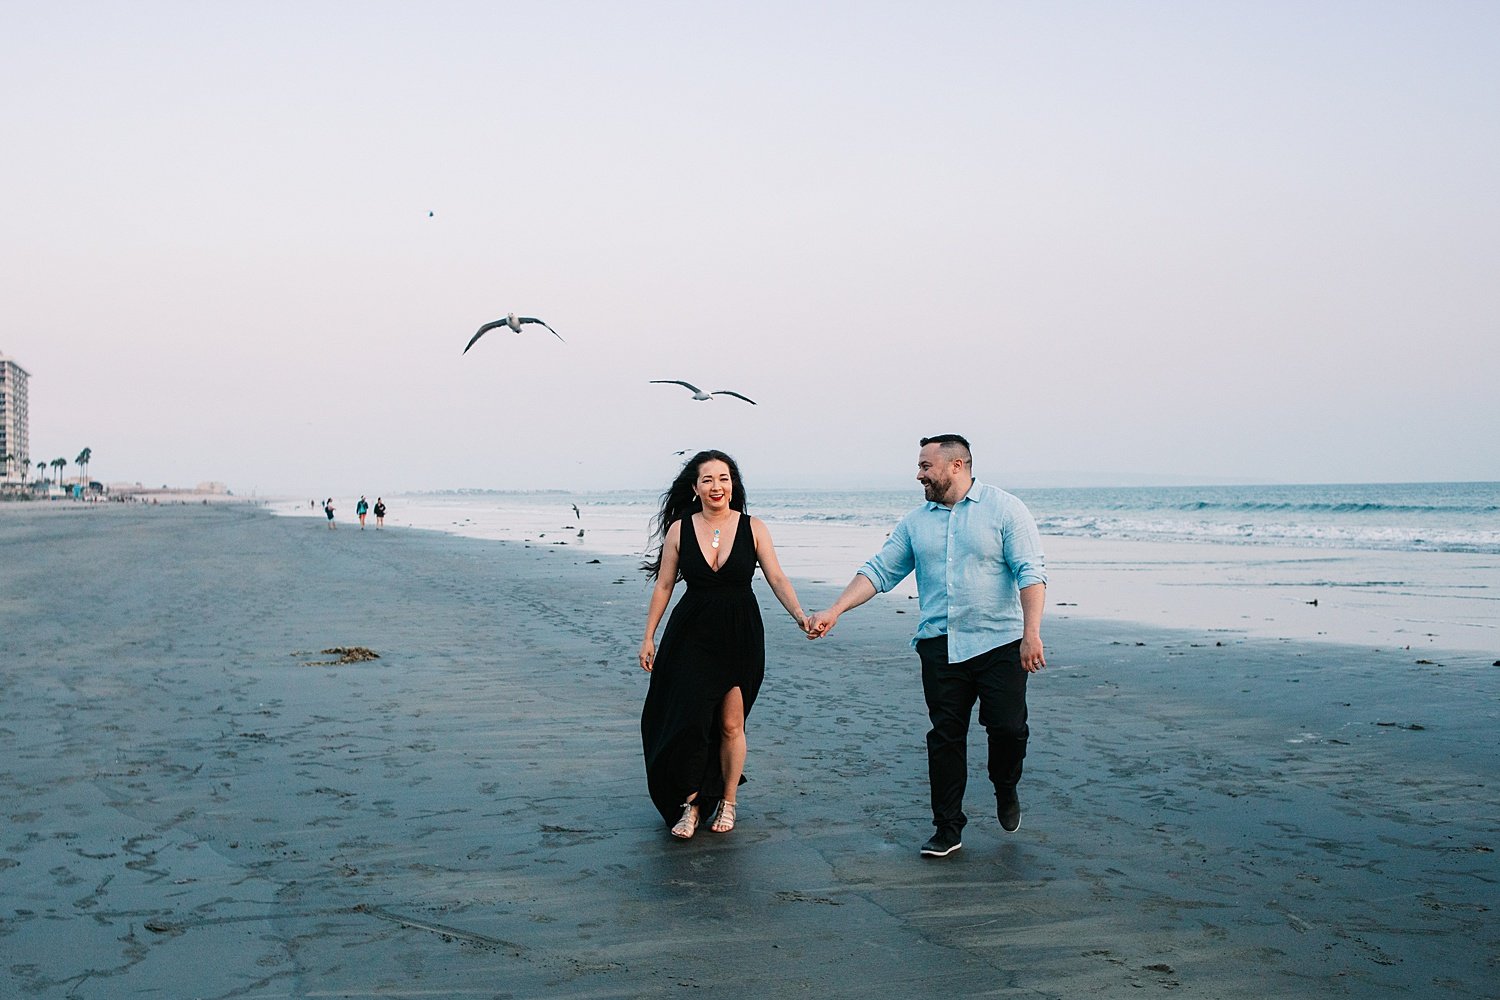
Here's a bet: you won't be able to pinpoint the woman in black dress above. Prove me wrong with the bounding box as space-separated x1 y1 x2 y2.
639 450 808 839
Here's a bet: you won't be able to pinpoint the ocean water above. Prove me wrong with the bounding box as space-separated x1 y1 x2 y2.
1024 481 1500 554
273 482 1500 656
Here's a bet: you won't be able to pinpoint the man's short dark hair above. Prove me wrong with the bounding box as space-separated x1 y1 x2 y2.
920 434 972 465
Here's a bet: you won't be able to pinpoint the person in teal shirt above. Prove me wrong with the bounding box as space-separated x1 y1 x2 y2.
807 434 1047 858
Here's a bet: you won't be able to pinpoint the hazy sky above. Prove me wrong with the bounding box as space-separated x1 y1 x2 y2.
4 1 1497 495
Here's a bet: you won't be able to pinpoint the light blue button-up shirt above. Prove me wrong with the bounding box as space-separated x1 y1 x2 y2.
857 480 1047 662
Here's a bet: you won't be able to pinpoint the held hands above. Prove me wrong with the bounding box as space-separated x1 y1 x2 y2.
802 609 837 640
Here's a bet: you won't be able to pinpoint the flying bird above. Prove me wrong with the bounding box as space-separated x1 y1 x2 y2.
463 313 564 353
570 503 581 519
650 380 757 405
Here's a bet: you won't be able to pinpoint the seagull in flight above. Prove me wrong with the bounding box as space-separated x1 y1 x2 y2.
463 313 564 353
650 380 757 405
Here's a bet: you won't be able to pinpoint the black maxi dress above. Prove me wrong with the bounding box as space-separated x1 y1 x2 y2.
641 514 766 826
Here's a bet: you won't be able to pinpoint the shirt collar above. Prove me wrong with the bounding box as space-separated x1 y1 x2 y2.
926 479 982 511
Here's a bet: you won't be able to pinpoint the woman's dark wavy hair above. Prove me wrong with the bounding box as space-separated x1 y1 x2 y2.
642 449 748 579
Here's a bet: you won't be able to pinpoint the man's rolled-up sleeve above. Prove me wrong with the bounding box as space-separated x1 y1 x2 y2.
1004 509 1047 589
858 519 915 593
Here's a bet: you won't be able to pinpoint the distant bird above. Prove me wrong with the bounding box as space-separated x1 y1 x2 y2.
463 313 564 353
650 380 756 405
570 503 580 519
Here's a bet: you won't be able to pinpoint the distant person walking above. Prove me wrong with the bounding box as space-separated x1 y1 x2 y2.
323 498 336 529
373 497 386 529
356 496 369 529
805 435 1047 859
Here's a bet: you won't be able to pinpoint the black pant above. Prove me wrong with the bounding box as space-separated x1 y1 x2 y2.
916 635 1029 834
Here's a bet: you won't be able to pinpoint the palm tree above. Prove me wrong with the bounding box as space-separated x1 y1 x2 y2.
0 452 11 481
52 457 66 486
36 461 45 484
76 447 92 487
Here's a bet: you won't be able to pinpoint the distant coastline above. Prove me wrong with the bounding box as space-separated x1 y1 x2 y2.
0 481 247 505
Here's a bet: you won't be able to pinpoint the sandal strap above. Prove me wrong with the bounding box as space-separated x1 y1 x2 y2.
671 801 699 837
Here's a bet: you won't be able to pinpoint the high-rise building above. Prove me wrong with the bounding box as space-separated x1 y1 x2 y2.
0 351 31 484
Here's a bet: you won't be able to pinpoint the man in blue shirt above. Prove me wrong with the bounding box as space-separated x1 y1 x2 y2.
807 435 1047 858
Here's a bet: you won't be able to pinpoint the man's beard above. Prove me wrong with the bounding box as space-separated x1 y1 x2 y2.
921 478 949 502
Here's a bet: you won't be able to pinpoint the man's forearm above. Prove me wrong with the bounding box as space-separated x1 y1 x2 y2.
1019 582 1046 638
831 573 879 615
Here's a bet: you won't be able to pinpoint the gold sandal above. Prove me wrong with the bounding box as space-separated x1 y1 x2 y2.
710 800 737 833
671 801 700 839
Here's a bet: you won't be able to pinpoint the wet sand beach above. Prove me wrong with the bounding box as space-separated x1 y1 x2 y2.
1 504 1495 998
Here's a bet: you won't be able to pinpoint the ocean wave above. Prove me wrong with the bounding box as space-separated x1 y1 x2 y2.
787 512 866 523
1034 514 1500 554
400 484 1500 555
1164 499 1500 515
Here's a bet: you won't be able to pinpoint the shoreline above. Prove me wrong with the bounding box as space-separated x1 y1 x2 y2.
265 494 1500 659
2 504 1495 998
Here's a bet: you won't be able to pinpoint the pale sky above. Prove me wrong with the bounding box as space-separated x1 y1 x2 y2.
4 1 1497 495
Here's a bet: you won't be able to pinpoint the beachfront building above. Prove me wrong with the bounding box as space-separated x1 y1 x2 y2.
0 350 30 485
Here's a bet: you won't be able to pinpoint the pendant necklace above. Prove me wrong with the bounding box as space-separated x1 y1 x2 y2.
711 528 721 549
